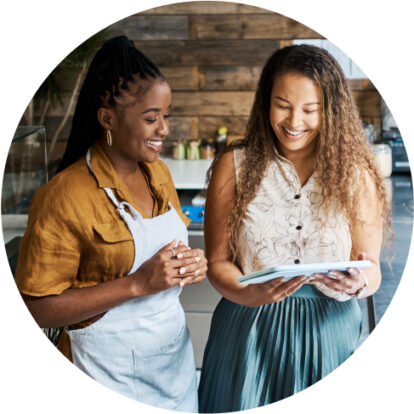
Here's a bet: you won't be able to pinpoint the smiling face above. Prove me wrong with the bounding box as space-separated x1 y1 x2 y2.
101 80 171 165
269 72 321 159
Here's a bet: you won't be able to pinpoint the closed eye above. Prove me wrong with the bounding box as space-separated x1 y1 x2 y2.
277 105 290 110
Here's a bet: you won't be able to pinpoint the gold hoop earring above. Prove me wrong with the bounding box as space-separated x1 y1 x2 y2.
106 129 112 147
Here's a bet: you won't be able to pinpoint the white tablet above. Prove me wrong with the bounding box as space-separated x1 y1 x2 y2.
237 260 373 285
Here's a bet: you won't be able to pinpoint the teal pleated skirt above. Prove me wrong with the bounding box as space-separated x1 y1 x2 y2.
198 284 362 413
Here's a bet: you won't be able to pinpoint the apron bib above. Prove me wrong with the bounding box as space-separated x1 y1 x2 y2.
66 150 198 412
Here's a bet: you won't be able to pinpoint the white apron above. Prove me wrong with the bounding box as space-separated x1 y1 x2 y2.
66 150 198 412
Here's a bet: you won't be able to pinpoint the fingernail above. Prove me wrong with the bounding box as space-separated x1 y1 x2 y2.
195 269 200 275
179 267 186 275
180 280 185 287
177 253 183 259
195 256 200 262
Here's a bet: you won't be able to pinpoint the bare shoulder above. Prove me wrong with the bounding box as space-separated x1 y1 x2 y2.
353 168 383 223
209 150 237 194
355 168 380 201
206 151 237 207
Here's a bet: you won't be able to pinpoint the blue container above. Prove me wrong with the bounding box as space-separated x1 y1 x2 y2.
181 205 205 223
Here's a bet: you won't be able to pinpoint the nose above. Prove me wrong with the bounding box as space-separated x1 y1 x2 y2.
287 108 303 129
157 117 169 137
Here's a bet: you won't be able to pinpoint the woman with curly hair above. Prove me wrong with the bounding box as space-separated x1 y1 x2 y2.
198 44 390 412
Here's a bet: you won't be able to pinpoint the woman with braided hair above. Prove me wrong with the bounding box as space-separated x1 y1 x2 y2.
14 36 206 411
198 44 390 412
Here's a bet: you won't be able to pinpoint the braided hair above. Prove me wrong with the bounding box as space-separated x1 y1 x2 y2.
57 36 164 173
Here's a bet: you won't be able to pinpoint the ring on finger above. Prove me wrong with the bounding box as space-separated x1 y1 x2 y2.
280 290 288 300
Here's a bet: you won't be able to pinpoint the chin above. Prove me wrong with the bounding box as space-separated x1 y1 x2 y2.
133 144 160 163
279 140 305 151
278 134 318 153
142 150 161 163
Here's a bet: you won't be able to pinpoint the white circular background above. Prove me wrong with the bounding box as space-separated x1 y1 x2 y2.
0 1 413 413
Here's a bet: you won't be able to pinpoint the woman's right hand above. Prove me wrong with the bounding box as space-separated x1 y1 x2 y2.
131 240 207 296
243 275 310 307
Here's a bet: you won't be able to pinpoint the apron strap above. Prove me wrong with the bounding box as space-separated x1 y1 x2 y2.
84 149 185 278
103 188 141 221
86 148 142 220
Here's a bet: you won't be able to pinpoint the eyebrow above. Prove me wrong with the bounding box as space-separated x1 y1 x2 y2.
141 104 172 114
274 96 320 106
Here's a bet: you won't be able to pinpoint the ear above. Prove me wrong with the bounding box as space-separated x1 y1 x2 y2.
97 107 115 130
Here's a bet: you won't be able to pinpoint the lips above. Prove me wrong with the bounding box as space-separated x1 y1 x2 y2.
282 127 306 139
144 140 163 152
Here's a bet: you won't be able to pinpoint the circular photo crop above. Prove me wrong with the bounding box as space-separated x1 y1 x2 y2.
1 2 412 413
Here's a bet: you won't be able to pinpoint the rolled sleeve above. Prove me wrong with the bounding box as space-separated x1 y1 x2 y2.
14 188 81 297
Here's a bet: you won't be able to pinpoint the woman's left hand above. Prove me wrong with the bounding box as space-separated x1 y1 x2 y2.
311 253 368 296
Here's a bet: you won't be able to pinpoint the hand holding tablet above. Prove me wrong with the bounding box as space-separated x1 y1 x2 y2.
237 260 373 285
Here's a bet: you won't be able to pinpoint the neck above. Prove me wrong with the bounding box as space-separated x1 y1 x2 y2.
276 141 317 171
98 138 139 179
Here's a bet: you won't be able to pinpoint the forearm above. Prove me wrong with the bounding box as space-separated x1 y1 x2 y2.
350 249 382 298
23 274 140 328
350 170 384 299
360 263 382 298
23 242 207 328
207 260 254 306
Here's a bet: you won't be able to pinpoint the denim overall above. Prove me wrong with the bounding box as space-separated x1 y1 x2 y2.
66 150 198 412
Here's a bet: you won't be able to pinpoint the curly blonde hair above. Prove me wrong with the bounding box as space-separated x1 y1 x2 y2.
206 44 391 262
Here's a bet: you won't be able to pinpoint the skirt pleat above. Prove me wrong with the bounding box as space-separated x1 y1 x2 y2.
198 285 362 413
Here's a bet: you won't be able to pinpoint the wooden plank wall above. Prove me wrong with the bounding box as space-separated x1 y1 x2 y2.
25 1 381 161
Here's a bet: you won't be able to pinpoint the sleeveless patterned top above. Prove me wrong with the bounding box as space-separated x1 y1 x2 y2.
233 147 353 301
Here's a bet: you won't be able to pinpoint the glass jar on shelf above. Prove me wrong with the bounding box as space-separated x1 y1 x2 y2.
187 140 201 160
372 142 392 178
172 139 186 160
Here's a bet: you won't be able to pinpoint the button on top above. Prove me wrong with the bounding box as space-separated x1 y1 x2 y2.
294 194 300 199
294 259 300 264
296 225 302 230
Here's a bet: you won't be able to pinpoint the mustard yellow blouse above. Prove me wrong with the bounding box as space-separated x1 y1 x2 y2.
14 142 190 359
